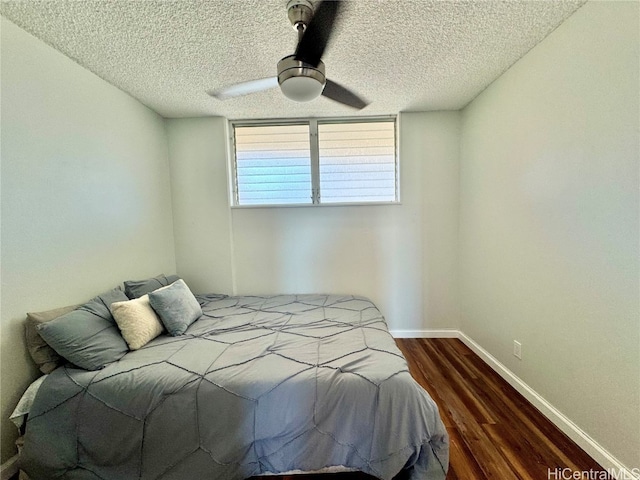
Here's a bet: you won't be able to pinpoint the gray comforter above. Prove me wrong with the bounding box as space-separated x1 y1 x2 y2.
22 294 449 480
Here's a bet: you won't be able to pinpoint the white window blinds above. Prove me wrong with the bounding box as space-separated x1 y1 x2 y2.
234 124 312 205
318 121 396 204
231 117 397 207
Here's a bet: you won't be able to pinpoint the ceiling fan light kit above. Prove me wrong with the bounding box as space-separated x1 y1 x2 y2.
277 55 326 102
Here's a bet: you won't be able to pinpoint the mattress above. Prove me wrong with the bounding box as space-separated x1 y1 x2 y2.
21 294 449 479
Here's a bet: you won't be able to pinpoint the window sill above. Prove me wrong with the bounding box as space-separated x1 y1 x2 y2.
230 201 402 209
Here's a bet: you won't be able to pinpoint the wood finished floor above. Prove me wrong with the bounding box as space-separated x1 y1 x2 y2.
252 338 610 480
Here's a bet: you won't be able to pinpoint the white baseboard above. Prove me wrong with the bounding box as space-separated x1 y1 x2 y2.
0 454 18 480
457 331 639 480
390 328 459 338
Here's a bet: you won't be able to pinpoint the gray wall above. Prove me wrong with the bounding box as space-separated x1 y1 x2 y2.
1 18 176 461
165 112 461 334
459 1 639 469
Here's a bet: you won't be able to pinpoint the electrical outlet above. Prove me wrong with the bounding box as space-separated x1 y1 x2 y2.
513 340 522 360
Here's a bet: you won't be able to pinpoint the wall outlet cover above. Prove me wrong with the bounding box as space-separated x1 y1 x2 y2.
513 340 522 360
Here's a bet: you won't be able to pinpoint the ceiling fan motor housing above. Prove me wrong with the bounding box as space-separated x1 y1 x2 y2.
277 55 326 102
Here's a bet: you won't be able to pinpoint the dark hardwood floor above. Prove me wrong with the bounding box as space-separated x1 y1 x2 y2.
253 338 609 480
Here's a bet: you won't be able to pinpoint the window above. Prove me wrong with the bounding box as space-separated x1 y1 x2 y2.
233 124 312 205
230 117 398 206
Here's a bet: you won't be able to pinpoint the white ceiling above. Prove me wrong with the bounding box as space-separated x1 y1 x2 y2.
0 0 586 119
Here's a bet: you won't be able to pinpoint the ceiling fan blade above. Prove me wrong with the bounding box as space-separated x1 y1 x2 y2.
208 77 279 100
294 0 341 67
322 79 369 109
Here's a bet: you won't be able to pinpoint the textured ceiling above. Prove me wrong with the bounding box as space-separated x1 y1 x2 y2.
0 0 586 119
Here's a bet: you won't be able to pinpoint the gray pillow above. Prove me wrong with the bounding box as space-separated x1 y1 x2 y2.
124 274 180 299
36 287 129 370
148 279 202 336
26 304 79 373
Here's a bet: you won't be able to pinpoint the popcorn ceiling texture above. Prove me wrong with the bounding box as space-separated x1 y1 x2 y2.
0 0 585 119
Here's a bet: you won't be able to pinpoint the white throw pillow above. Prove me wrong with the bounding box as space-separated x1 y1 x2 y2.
111 294 164 350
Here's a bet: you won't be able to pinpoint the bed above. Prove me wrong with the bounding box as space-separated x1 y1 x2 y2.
19 290 449 480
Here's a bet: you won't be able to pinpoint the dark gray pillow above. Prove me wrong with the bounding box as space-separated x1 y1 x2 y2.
36 287 129 370
26 304 79 373
124 274 180 299
148 279 202 336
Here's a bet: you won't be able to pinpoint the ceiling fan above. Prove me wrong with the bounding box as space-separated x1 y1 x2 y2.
209 0 368 109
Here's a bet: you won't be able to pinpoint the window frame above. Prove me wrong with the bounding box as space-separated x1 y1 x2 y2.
228 115 400 208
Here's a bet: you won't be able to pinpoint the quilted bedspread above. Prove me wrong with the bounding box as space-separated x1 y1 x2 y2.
22 294 449 480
